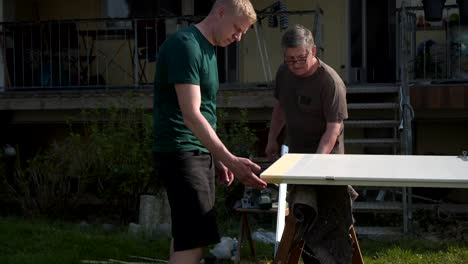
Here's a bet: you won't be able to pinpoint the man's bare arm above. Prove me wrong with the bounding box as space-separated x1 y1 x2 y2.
316 121 342 154
265 99 286 160
175 84 232 162
268 100 286 145
175 84 266 188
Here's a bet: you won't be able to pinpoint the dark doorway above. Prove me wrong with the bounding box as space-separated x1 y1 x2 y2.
366 0 396 82
350 0 396 83
350 0 363 72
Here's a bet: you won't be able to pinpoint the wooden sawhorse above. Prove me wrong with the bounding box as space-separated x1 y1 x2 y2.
274 215 364 264
235 207 289 262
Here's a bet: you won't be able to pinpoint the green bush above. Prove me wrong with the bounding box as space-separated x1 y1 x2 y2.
1 95 258 222
0 152 16 213
216 109 258 220
81 104 154 198
2 93 157 219
217 109 257 158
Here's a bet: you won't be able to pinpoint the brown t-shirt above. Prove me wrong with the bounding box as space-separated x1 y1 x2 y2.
274 59 348 154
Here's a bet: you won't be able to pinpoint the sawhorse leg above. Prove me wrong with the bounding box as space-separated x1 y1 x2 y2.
274 216 364 264
273 215 304 264
350 225 364 264
236 212 256 262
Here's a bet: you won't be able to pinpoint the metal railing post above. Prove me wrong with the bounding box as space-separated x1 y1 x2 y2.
399 2 414 234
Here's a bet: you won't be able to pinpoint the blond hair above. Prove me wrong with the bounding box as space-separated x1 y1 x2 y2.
213 0 257 23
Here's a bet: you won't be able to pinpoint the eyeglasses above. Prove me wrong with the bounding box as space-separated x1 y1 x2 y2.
284 51 310 66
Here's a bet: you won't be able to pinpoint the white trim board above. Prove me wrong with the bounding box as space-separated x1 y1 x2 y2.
261 154 468 188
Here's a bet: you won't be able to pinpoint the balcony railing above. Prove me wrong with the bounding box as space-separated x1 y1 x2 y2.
0 17 170 90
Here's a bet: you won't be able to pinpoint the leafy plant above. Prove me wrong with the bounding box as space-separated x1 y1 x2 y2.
216 108 258 220
81 103 154 197
217 109 257 158
0 92 157 220
71 93 157 220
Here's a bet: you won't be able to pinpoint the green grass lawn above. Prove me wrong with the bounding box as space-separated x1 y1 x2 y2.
0 218 169 264
360 239 468 264
0 217 467 264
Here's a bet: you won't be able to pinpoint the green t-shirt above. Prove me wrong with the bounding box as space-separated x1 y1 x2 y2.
153 25 218 152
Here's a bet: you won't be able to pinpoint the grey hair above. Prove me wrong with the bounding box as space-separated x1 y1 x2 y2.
281 24 315 50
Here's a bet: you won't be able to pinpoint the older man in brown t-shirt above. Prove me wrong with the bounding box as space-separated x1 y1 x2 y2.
266 25 356 264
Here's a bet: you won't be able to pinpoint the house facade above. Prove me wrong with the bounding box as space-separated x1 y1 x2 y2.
0 0 466 158
0 0 467 235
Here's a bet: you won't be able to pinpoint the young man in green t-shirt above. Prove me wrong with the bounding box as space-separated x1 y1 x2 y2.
153 0 266 263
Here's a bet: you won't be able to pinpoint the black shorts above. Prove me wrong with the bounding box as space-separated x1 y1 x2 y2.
153 151 220 251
